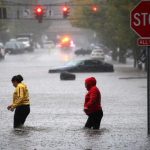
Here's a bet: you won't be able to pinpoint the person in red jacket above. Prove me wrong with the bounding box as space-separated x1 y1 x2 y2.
84 77 103 129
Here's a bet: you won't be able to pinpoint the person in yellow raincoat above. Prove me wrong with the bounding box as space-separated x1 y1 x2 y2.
7 75 30 128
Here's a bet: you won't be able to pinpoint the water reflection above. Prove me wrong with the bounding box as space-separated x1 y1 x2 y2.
11 126 51 136
82 128 109 150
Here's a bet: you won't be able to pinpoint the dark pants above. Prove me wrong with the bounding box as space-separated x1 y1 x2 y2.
85 110 103 129
14 105 30 128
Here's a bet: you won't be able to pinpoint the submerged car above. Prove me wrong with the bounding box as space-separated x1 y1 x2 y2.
49 59 114 73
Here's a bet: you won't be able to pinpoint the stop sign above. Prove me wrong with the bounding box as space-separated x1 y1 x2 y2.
131 0 150 38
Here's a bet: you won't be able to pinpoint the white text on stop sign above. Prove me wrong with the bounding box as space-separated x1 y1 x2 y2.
133 13 150 26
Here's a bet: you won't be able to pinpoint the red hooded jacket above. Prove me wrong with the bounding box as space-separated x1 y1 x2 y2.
84 77 102 115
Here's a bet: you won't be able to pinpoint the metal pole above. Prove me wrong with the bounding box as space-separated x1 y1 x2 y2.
148 46 150 134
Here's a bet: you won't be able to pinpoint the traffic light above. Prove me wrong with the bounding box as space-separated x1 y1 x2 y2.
34 5 45 23
92 6 98 12
92 5 99 13
62 6 70 18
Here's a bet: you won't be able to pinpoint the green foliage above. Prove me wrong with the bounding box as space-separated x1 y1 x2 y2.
70 0 141 63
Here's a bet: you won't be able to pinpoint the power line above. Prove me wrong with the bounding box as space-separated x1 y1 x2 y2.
0 1 100 7
0 17 101 21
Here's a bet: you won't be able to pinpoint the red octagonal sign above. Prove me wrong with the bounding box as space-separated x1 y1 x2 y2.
131 0 150 38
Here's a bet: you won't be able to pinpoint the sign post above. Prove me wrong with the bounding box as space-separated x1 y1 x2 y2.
130 0 150 134
148 47 150 134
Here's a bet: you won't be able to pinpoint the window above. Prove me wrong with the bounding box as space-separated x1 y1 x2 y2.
84 60 100 66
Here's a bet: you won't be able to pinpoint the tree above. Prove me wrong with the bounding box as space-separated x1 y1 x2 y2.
70 0 142 66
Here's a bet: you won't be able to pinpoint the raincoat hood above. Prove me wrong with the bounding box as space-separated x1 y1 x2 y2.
85 77 97 91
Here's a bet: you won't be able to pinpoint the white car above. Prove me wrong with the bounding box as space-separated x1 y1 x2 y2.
17 37 30 48
91 49 105 60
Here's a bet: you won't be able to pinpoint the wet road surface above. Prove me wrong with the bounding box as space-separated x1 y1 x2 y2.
0 48 148 150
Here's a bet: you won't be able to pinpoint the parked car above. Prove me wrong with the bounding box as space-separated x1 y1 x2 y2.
17 37 31 51
74 48 92 56
9 38 17 42
91 48 105 60
5 41 25 54
44 40 55 49
49 59 114 73
0 42 5 60
16 33 34 52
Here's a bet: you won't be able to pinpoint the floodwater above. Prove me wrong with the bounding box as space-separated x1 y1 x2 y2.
0 48 148 150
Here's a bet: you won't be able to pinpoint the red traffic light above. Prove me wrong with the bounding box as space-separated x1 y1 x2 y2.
93 7 97 12
35 6 44 15
37 7 42 13
62 6 70 18
92 5 99 12
34 5 45 23
63 6 68 12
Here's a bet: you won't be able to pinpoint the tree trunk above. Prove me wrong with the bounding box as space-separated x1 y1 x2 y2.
137 63 142 70
119 48 126 64
112 49 118 61
133 48 137 68
134 58 136 68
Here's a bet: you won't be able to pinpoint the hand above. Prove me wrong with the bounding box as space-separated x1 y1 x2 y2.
7 105 12 110
10 107 14 112
7 105 14 112
84 107 88 114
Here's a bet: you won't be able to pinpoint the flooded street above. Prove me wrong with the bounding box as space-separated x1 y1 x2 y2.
0 48 148 150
